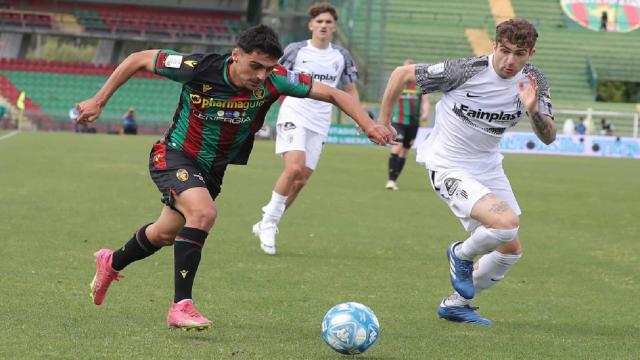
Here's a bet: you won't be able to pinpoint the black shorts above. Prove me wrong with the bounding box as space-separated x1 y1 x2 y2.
392 123 419 149
149 141 226 208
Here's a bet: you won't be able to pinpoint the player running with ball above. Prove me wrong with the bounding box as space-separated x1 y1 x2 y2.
378 19 556 325
78 24 394 331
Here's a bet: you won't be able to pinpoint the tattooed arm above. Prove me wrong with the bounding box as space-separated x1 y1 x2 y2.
529 111 556 145
518 74 556 145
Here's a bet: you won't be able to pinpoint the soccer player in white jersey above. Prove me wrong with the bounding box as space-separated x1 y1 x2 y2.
253 2 364 255
378 19 556 325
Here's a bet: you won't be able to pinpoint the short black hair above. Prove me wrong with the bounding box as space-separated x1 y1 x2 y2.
236 24 283 59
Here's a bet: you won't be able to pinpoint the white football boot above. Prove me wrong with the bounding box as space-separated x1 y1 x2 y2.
385 180 399 191
252 220 278 255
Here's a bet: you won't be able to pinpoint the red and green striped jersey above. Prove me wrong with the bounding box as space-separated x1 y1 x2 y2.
392 85 422 126
154 50 313 171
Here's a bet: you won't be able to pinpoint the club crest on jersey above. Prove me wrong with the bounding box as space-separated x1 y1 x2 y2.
176 169 189 182
253 86 265 99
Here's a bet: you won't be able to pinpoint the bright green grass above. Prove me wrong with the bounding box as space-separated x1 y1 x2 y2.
1 132 638 359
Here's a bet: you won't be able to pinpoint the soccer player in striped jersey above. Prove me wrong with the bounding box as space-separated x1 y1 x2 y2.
385 59 430 191
379 19 556 325
253 2 367 255
77 25 394 330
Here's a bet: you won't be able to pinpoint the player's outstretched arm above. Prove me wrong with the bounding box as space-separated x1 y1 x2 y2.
519 74 556 145
76 50 158 123
342 82 361 105
420 94 430 127
378 64 416 127
309 82 394 145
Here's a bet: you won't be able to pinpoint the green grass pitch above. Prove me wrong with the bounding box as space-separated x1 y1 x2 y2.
1 132 638 359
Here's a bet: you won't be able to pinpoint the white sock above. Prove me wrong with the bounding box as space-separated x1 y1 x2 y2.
455 225 518 261
261 191 287 224
442 292 470 307
473 251 521 294
442 252 521 307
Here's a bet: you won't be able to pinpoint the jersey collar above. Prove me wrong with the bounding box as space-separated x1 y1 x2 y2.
223 55 239 92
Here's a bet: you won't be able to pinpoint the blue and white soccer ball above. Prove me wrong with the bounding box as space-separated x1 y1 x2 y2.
321 302 380 355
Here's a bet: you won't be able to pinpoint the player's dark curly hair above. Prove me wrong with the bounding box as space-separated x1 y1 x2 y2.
236 24 283 59
495 18 538 50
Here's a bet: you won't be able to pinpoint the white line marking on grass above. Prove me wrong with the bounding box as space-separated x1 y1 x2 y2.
0 130 19 141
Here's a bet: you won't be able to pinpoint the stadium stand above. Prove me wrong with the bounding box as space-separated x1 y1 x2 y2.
345 0 639 111
0 0 248 132
1 0 637 133
0 58 180 132
0 0 245 41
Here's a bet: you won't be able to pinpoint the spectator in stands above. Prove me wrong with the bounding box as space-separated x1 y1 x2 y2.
121 107 138 135
75 24 393 331
600 11 608 31
600 118 614 135
0 104 6 122
574 117 586 135
253 2 373 255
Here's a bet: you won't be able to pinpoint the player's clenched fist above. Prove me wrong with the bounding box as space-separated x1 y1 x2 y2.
75 98 103 124
364 124 396 146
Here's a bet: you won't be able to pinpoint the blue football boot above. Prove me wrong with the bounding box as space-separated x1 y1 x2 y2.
438 302 492 326
447 241 475 299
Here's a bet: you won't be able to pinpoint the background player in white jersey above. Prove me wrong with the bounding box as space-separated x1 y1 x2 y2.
253 2 368 255
379 19 556 325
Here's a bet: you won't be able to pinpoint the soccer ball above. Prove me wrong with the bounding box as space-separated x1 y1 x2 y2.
321 302 380 355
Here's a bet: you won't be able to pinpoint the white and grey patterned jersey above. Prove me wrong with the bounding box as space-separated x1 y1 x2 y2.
414 54 553 171
277 40 358 135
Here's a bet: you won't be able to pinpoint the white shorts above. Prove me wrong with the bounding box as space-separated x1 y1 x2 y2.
275 121 325 170
427 165 521 232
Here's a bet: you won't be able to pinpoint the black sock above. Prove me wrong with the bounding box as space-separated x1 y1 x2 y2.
174 227 208 303
388 154 400 181
111 223 160 271
395 156 406 180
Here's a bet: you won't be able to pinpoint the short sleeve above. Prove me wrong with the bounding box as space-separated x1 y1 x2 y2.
336 46 358 86
269 65 314 98
279 41 305 71
524 64 554 119
153 50 205 84
415 56 488 94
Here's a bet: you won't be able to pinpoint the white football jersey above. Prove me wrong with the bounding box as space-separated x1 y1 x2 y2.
277 40 358 135
415 54 553 171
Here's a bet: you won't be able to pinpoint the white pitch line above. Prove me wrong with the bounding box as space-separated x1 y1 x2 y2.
0 130 19 141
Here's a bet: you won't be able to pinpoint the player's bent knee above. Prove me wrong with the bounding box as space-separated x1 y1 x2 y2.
492 214 520 230
487 226 519 244
285 165 305 179
497 238 522 255
187 207 217 230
